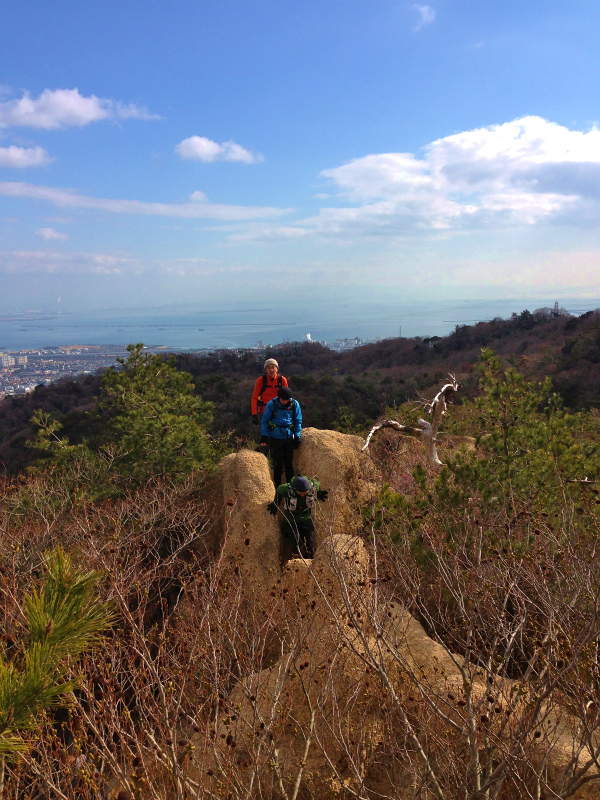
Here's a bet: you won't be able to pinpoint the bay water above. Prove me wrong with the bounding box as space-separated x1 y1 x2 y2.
1 293 598 352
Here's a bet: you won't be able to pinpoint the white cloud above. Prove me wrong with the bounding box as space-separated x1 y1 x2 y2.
0 182 287 221
322 152 433 201
413 5 436 31
35 227 68 241
175 135 263 164
0 249 136 274
236 116 600 245
0 249 243 278
0 145 53 168
312 116 600 232
0 88 160 130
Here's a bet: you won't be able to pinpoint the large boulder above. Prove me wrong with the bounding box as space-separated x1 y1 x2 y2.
191 430 598 800
191 532 387 799
293 427 379 539
218 448 282 595
216 429 379 596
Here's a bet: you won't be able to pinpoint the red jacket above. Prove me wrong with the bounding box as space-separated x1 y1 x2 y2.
251 374 289 415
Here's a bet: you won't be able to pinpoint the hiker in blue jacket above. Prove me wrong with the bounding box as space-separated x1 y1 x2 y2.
259 386 302 487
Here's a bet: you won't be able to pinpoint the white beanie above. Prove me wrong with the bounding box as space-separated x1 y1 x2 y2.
264 358 279 370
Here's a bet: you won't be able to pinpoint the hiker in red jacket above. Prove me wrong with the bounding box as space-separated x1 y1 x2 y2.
251 358 288 427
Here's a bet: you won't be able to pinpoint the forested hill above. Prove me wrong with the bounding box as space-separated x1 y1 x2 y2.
176 307 600 431
1 307 599 473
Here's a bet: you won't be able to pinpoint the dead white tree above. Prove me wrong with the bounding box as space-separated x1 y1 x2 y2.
362 375 459 468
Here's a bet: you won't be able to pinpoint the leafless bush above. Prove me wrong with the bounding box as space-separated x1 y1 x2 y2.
311 494 600 799
2 460 600 799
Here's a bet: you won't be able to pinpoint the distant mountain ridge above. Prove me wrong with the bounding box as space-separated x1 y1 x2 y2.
1 308 598 474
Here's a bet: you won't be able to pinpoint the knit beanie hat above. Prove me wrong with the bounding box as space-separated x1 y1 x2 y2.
264 358 279 370
293 476 310 492
277 386 292 401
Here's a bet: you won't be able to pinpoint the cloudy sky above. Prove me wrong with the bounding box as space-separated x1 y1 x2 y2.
1 0 600 311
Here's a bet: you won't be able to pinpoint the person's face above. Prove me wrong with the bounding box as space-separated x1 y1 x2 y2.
296 490 308 497
266 364 278 378
279 396 290 405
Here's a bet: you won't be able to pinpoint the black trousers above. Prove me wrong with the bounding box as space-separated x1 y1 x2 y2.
255 411 264 441
268 436 294 488
282 516 315 558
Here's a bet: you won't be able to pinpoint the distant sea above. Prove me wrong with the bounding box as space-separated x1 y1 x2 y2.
1 294 599 352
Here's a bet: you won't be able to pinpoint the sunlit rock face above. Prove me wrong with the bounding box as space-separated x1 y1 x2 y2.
188 430 597 800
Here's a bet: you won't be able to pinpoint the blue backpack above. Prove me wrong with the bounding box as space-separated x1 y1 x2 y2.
267 398 299 432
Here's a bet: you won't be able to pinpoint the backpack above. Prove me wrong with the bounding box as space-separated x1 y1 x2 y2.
267 398 298 432
257 373 283 409
284 476 318 512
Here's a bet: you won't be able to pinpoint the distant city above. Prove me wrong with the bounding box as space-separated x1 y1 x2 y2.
0 336 375 399
0 345 130 399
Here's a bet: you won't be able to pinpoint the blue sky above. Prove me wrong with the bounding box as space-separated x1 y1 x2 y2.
1 0 600 312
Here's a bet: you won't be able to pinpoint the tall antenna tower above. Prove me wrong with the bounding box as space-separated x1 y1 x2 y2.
553 300 559 317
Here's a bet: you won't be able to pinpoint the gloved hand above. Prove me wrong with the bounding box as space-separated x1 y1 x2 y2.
293 438 301 450
317 490 328 501
267 502 278 516
259 443 269 457
252 414 259 426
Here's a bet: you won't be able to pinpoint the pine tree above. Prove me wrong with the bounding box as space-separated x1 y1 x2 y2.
0 548 112 793
29 343 218 489
98 343 216 482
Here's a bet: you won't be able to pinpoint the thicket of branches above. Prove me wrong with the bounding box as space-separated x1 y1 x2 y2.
354 350 600 797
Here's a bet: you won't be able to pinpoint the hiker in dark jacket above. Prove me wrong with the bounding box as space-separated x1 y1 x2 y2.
267 475 328 559
251 358 288 428
259 386 302 487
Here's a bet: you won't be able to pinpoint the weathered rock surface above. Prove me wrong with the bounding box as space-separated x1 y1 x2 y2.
218 448 283 593
218 428 379 596
293 427 379 538
191 430 598 800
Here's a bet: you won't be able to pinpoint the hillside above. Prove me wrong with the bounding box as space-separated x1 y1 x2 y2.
1 307 599 474
0 334 598 798
0 405 599 798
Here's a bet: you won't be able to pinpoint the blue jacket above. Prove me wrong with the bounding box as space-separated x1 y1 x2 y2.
261 398 302 440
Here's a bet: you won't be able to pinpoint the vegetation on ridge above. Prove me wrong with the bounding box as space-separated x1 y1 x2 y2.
0 548 111 793
25 343 220 497
1 307 598 474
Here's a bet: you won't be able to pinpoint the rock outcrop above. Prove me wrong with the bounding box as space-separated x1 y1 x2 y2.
293 427 379 538
218 448 283 593
190 430 598 800
218 427 378 596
